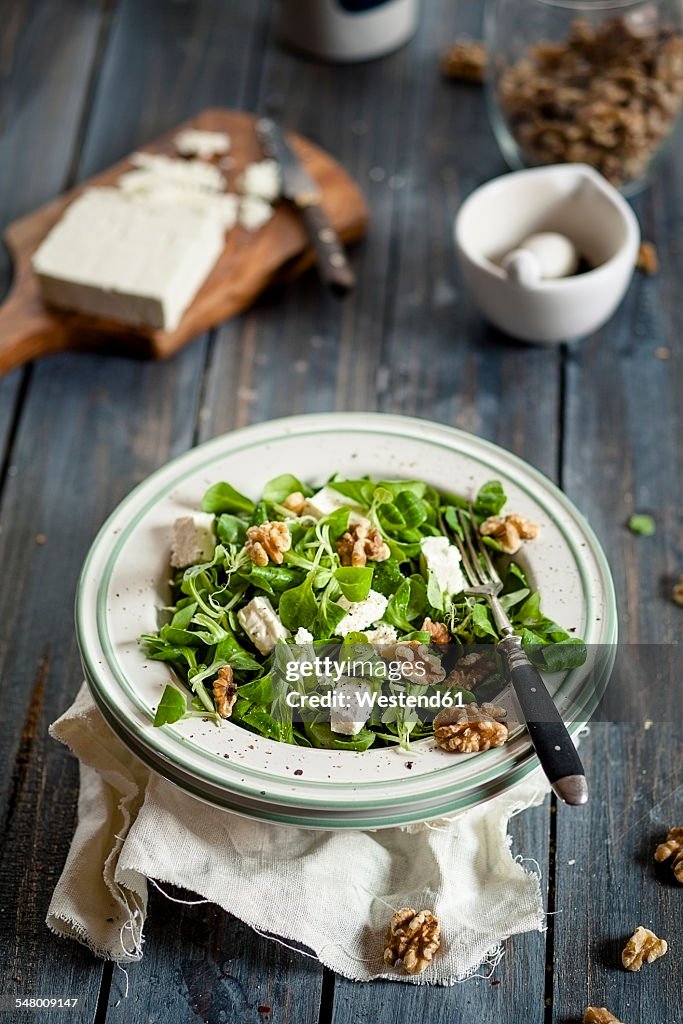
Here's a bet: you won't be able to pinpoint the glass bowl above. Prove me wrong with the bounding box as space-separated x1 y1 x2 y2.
485 0 683 193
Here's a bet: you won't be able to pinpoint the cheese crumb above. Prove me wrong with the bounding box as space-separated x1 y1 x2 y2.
239 195 274 232
336 590 388 637
174 129 231 159
239 159 282 202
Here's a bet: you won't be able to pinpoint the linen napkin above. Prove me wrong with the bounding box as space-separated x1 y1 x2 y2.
46 683 549 984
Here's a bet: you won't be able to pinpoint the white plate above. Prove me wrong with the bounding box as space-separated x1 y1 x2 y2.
77 413 617 828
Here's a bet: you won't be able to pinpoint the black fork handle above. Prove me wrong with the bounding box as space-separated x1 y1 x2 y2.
497 634 588 806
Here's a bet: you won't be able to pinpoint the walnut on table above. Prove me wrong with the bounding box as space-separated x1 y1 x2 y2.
383 907 441 975
636 241 660 275
422 617 451 644
212 665 238 719
434 702 508 753
337 522 390 567
441 40 487 82
584 1009 624 1024
245 521 291 566
654 826 683 883
621 926 668 971
672 574 683 607
479 513 539 555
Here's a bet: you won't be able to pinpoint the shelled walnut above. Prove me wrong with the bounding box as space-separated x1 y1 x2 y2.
444 651 497 690
654 826 683 883
382 641 446 685
383 907 441 975
441 39 487 82
422 617 451 644
282 491 307 515
672 574 683 607
337 522 390 567
621 926 668 971
636 241 660 275
479 513 539 555
434 702 508 753
212 665 237 719
584 1009 623 1024
245 521 291 566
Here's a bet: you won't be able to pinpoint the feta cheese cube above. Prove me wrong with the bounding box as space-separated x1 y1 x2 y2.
305 485 363 519
335 590 388 637
237 596 290 655
170 514 216 569
32 188 225 330
330 678 373 736
294 627 314 644
174 129 231 159
364 624 398 645
420 536 466 601
238 159 282 202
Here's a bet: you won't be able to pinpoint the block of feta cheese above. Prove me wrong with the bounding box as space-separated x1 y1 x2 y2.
170 513 216 569
238 159 282 202
31 188 226 330
174 129 231 159
330 678 374 735
335 590 388 637
420 536 466 606
237 596 290 655
238 195 274 232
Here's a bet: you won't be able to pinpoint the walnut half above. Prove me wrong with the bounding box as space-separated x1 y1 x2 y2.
245 521 291 566
434 702 508 753
212 665 237 719
584 1009 624 1024
337 522 390 567
621 926 668 971
422 617 451 644
480 513 539 555
383 907 441 975
654 826 683 883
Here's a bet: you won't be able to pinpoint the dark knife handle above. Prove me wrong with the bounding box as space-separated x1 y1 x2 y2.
497 635 588 805
297 202 356 297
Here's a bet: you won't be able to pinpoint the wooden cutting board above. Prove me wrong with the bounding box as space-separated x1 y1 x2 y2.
0 108 369 376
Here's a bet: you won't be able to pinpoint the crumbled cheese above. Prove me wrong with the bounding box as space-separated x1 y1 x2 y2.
174 129 231 159
31 188 225 330
305 485 363 519
420 536 466 599
127 151 226 191
170 513 216 569
294 627 314 644
238 159 281 202
238 195 274 232
237 596 290 655
364 624 398 645
330 678 373 736
335 590 389 637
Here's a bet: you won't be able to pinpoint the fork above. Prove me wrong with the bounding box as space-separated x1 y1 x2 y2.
453 508 588 806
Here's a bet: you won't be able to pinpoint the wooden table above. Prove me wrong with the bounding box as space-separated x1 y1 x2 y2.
0 2 680 1021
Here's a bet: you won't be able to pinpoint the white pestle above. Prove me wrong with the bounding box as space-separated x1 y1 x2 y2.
501 231 580 286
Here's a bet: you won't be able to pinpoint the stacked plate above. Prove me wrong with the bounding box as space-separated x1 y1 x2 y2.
77 413 617 829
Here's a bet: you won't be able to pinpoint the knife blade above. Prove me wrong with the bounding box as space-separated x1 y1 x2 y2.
255 117 356 297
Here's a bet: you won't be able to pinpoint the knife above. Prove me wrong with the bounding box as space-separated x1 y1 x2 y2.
255 118 356 297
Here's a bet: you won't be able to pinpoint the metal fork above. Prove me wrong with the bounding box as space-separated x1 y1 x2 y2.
453 508 588 806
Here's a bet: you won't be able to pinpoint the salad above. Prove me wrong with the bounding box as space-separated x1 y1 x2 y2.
141 473 585 751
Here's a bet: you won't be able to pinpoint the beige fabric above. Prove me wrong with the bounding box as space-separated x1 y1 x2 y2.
46 684 549 984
